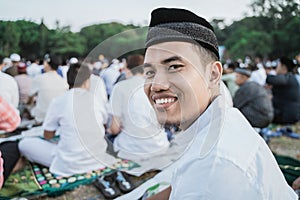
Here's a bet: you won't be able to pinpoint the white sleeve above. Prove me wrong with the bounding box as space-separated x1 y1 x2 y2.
29 76 40 96
12 79 19 108
109 84 123 117
42 98 60 131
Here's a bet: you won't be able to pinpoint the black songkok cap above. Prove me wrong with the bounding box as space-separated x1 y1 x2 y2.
146 8 220 60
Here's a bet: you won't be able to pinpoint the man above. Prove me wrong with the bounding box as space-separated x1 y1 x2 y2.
26 56 43 78
0 58 19 109
14 62 32 104
19 63 116 176
233 67 273 128
108 54 169 161
0 96 21 187
266 57 300 124
4 53 20 77
142 8 296 199
29 54 68 123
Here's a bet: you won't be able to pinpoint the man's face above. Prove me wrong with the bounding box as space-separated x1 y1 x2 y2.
276 62 287 75
235 73 248 86
144 42 214 130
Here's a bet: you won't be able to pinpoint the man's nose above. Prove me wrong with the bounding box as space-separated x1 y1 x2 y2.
150 72 170 92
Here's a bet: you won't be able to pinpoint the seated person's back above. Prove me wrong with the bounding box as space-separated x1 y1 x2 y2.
19 63 116 176
233 68 274 128
108 55 169 161
29 54 68 123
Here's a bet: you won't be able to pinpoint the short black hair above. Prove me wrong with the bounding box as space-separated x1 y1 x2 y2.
127 54 144 75
67 62 91 88
280 57 296 73
44 54 62 70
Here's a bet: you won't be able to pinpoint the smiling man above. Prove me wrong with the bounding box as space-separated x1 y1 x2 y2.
142 8 297 199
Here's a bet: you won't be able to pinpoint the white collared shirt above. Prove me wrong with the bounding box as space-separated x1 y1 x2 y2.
169 96 297 199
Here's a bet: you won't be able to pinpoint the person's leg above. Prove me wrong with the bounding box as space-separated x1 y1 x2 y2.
0 141 20 183
18 137 56 167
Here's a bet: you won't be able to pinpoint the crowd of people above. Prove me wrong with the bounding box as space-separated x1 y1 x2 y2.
0 7 300 199
222 55 300 129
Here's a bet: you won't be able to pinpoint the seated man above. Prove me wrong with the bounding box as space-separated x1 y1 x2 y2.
29 54 68 123
0 96 21 187
108 54 169 161
0 59 19 110
233 67 274 128
19 63 116 176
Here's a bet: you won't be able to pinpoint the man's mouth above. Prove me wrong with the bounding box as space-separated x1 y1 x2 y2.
154 97 176 105
151 94 178 109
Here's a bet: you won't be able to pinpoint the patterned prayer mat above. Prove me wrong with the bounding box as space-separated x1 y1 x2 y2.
0 159 140 199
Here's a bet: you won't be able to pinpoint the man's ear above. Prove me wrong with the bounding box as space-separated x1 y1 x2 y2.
209 61 223 87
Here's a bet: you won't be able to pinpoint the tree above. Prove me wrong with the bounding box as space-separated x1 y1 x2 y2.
0 21 20 56
211 18 227 45
79 22 138 54
47 26 86 59
222 0 300 59
14 20 42 58
225 27 273 59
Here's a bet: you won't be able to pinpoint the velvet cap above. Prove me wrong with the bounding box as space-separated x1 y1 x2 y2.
146 8 219 60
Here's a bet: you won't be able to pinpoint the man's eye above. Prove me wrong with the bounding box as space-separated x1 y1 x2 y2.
168 64 183 72
145 70 155 78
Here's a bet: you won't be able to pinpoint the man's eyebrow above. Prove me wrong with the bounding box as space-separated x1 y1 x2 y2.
161 56 182 64
143 63 152 68
143 56 182 68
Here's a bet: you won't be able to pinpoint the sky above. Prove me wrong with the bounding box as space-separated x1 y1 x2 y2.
0 0 254 32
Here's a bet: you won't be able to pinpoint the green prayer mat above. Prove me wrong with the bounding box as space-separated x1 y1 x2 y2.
0 159 139 199
274 154 300 186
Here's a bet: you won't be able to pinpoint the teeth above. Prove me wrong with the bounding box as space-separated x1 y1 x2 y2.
155 98 175 104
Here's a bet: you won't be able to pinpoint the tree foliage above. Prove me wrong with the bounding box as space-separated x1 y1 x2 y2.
47 27 86 58
213 0 300 60
0 0 299 61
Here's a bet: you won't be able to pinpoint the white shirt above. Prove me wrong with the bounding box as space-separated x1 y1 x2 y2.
0 71 19 108
250 67 267 86
109 76 169 161
26 63 43 78
58 65 69 80
99 65 120 96
14 74 32 104
221 73 239 97
43 88 116 176
30 71 68 122
169 96 297 199
90 74 108 123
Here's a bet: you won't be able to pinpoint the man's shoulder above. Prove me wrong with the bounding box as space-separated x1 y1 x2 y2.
214 107 264 168
113 77 138 91
0 72 17 82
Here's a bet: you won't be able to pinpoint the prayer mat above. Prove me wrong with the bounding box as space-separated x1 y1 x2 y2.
0 159 140 199
274 154 300 186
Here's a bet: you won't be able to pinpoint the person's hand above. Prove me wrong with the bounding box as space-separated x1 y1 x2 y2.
292 176 300 190
0 151 4 189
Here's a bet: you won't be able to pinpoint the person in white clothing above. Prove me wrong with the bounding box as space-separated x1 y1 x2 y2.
29 54 68 123
99 59 121 98
90 74 109 124
19 63 116 176
108 54 169 161
26 56 43 78
0 59 19 109
141 8 297 199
